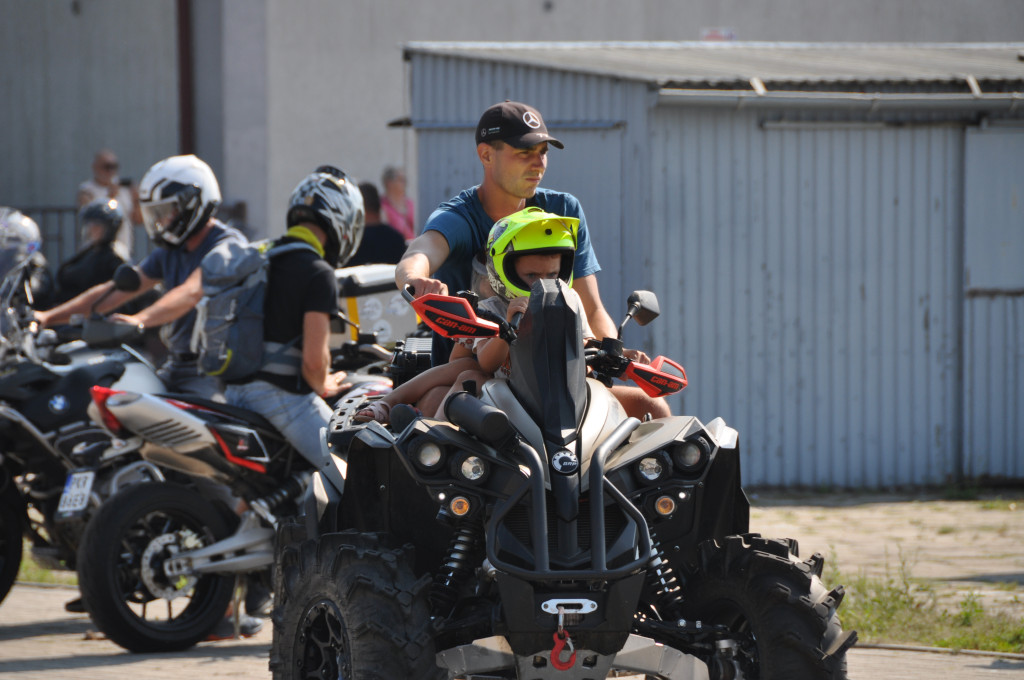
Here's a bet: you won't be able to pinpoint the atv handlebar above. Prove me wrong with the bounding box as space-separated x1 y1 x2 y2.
444 390 516 449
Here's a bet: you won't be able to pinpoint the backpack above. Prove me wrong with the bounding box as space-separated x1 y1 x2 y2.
190 239 317 381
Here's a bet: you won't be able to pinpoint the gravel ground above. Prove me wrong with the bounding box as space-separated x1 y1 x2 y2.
2 490 1022 679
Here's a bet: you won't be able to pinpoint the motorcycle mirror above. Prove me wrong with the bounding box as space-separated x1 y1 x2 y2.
112 264 142 293
617 290 660 338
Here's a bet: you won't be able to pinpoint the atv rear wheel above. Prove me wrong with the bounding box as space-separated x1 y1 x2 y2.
77 482 236 652
270 530 441 680
680 533 855 680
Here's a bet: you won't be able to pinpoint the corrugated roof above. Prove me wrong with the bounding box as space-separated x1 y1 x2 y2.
404 42 1024 93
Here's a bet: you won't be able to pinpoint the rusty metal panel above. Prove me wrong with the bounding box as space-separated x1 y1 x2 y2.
650 108 965 488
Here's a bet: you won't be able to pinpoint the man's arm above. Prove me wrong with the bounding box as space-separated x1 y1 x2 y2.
301 311 348 398
36 267 160 327
573 274 616 340
111 267 203 330
395 230 451 296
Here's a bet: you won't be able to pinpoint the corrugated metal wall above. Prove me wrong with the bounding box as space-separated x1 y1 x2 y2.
962 126 1024 482
0 1 179 210
650 108 965 487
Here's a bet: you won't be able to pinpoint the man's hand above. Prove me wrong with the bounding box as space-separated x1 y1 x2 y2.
407 277 448 297
320 370 351 399
109 313 145 331
623 348 651 365
34 309 52 328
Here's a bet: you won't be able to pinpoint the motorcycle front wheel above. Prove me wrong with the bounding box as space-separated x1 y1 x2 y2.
77 482 236 652
0 484 25 607
270 530 441 680
680 533 856 680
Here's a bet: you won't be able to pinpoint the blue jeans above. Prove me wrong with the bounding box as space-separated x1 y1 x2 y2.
224 380 332 469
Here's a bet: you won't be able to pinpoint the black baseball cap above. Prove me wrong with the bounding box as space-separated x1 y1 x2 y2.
475 100 564 149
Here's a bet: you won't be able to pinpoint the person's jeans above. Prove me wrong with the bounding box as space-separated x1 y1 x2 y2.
157 358 224 402
223 380 332 469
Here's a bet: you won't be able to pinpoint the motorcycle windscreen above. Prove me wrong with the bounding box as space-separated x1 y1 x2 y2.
508 279 586 446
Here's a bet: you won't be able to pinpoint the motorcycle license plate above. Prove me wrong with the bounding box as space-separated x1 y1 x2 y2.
56 470 96 519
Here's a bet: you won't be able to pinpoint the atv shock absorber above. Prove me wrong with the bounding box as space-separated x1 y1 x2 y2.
431 516 483 617
646 538 685 618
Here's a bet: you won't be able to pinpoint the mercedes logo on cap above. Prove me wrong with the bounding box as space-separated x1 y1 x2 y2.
522 111 541 129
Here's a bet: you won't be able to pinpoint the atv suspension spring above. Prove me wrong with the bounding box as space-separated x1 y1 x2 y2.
431 517 483 617
646 539 685 618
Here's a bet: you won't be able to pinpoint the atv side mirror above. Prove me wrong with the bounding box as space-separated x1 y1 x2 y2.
112 264 142 293
617 290 660 338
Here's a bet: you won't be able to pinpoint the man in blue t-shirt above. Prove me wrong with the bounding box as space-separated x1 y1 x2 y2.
38 155 246 400
396 100 669 420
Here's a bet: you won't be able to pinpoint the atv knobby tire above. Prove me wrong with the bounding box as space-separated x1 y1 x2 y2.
270 530 442 680
680 533 855 680
77 482 236 652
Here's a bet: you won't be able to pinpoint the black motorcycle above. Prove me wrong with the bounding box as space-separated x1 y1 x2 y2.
271 280 855 680
0 261 166 607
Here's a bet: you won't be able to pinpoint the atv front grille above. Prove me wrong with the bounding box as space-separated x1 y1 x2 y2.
498 495 632 571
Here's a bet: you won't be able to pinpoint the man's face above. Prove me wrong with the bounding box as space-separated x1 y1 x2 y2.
485 141 549 200
93 154 119 183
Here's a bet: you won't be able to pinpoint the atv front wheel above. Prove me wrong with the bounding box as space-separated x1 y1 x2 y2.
270 530 441 680
680 533 856 680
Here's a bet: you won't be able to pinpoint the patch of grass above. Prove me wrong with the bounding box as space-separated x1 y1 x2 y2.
936 525 957 535
826 553 1024 654
979 498 1021 512
16 540 77 586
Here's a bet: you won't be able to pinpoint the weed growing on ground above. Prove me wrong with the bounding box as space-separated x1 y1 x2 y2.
17 540 77 586
826 551 1024 653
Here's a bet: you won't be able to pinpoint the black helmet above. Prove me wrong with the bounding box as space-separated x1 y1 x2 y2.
286 165 365 267
78 199 125 246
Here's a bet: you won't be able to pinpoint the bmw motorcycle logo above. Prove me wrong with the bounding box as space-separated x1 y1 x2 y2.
48 394 69 414
551 449 579 475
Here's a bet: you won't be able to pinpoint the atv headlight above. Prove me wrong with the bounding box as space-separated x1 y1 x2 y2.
410 438 446 472
670 437 710 475
459 455 488 483
635 454 670 484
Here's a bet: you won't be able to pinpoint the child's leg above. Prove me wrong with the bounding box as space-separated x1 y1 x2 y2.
432 369 493 419
355 356 480 423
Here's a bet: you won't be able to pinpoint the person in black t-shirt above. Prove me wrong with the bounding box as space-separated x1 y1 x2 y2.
223 166 364 468
345 182 406 267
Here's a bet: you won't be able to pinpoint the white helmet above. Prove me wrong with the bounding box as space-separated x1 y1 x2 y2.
139 154 221 247
0 207 42 280
286 165 365 267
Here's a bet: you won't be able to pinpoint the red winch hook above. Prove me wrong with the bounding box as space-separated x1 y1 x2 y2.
550 629 577 671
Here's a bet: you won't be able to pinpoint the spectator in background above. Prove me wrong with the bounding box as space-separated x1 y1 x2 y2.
77 149 142 258
345 182 407 267
380 166 415 241
53 199 129 304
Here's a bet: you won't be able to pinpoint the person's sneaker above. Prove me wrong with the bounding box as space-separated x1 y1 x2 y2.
205 613 263 641
64 597 86 613
245 581 273 618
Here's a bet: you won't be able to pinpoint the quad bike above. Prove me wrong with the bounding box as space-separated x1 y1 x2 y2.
74 330 393 653
271 279 856 679
0 261 166 608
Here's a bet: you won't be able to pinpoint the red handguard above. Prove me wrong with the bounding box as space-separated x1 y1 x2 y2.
408 292 500 339
623 356 688 398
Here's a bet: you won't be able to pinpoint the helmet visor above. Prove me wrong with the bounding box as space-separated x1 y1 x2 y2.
141 198 181 243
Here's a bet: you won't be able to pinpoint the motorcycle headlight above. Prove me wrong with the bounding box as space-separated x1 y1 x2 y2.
459 455 488 483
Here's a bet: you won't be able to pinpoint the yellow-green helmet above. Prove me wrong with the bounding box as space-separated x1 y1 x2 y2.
486 207 579 300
